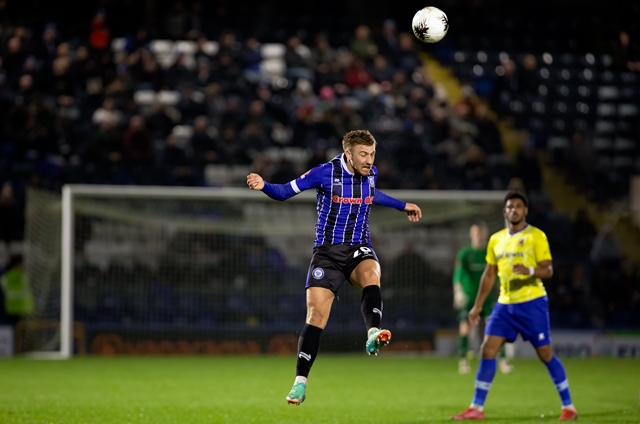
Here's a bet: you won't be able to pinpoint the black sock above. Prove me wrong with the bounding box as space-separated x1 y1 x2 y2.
296 324 323 378
361 285 382 330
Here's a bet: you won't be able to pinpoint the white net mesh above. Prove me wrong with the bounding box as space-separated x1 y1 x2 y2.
20 189 63 354
23 187 505 355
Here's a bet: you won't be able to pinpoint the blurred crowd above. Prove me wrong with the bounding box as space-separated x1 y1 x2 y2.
0 0 638 330
0 3 516 237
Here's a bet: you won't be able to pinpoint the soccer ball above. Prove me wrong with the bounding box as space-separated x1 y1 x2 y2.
412 6 449 43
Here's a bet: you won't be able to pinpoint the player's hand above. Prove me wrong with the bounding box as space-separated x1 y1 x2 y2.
467 306 481 327
404 203 422 222
453 284 468 309
247 173 265 191
512 264 531 276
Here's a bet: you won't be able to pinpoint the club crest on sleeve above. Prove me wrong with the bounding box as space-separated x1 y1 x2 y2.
312 268 324 280
300 169 311 179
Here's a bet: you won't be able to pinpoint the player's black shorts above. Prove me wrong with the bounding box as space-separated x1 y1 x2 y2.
305 243 380 293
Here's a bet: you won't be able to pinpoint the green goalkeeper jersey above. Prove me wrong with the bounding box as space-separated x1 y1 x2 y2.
453 244 486 299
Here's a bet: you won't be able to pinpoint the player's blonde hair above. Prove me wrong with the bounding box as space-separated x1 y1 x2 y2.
342 129 377 152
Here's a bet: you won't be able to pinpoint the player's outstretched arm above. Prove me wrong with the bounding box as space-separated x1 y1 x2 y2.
373 189 421 222
248 166 324 201
247 172 295 201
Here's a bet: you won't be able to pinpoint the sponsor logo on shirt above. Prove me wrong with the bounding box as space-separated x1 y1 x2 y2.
332 195 374 205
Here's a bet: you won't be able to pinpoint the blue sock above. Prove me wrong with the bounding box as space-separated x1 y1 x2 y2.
544 355 573 407
471 358 496 407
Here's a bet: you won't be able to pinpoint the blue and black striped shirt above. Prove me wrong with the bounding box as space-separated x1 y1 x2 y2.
261 154 406 247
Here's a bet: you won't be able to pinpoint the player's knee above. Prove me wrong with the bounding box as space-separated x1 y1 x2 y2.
306 308 329 328
536 345 554 363
480 341 499 359
306 314 327 328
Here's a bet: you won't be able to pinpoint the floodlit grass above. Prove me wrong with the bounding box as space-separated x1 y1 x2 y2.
0 355 638 423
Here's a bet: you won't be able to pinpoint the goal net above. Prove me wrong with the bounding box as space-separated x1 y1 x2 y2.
22 185 505 358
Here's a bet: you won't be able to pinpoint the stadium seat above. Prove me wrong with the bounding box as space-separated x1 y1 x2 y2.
155 53 175 69
595 120 616 135
597 103 616 118
156 90 180 106
203 41 219 56
599 70 616 83
618 104 639 118
260 59 286 78
559 53 577 66
578 52 596 67
174 40 196 55
204 164 231 186
597 86 619 100
260 43 285 59
150 39 174 55
614 137 636 154
593 137 614 155
612 155 634 171
133 90 157 105
547 136 570 151
577 84 594 99
578 68 594 82
620 72 638 84
171 125 194 147
595 156 612 169
619 86 638 100
616 120 637 137
111 38 126 53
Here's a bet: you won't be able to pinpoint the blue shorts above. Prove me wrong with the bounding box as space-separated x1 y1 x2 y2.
485 296 551 347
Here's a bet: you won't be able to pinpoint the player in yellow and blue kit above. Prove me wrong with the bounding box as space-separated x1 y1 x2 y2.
452 191 578 421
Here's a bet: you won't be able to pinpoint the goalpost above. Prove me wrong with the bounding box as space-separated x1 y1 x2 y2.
23 185 506 359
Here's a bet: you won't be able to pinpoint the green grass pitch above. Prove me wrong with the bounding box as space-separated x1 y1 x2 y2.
1 356 639 423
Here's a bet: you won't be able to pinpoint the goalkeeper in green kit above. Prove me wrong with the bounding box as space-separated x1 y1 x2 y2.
453 221 513 375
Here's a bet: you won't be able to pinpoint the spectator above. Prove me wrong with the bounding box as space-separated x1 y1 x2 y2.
92 98 123 127
611 30 640 72
491 59 518 117
376 19 399 59
122 115 153 164
518 53 538 96
284 35 314 83
89 9 110 54
241 37 262 83
350 25 378 62
311 34 336 74
190 115 222 165
395 33 421 72
344 58 373 89
371 55 394 83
